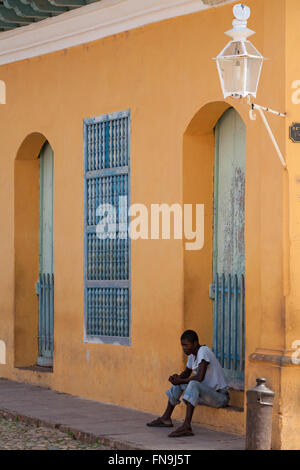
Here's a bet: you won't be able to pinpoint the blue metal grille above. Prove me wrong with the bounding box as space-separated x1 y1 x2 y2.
86 173 128 227
36 273 54 365
86 234 129 281
86 288 129 337
83 111 130 344
86 118 129 170
211 273 245 378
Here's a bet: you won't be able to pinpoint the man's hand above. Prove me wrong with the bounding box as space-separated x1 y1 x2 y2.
168 374 178 383
168 368 192 386
168 374 182 386
168 361 209 386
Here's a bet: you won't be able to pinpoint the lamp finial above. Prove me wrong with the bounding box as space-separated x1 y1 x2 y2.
225 3 254 41
233 4 250 22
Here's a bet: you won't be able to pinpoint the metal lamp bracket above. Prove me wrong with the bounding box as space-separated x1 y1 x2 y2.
247 97 287 169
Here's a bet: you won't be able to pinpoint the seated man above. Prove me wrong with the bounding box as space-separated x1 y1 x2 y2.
147 329 229 437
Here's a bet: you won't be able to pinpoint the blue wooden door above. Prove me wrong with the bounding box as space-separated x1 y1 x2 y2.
211 108 245 382
36 142 54 366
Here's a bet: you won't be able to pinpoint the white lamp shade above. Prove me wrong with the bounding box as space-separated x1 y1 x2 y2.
216 40 264 98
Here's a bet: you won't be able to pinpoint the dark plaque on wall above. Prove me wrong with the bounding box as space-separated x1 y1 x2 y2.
290 123 300 142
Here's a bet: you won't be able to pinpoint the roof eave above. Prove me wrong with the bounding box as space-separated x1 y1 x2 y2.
0 0 235 66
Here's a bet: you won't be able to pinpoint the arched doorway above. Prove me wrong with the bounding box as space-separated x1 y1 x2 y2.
211 108 245 382
183 102 246 386
14 134 54 368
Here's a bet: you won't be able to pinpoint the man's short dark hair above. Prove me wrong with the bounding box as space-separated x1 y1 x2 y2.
181 330 199 343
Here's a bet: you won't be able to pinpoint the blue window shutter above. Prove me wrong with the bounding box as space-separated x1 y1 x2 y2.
83 110 131 345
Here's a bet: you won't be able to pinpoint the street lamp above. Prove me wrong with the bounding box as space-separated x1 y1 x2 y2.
215 3 287 169
216 4 264 99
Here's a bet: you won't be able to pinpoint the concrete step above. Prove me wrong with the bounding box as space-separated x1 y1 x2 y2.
191 402 245 435
228 388 244 408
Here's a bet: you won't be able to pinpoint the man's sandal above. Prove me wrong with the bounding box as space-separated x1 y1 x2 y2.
146 418 173 428
168 428 194 438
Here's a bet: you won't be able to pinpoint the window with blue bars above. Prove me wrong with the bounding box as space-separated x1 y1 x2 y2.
83 110 131 345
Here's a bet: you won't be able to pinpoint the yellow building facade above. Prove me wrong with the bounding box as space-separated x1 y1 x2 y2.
0 0 300 449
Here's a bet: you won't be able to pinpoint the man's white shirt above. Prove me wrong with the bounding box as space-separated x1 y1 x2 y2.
186 345 228 391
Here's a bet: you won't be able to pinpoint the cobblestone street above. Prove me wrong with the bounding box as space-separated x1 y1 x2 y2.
0 417 111 450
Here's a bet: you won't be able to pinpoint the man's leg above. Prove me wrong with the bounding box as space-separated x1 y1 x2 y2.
168 402 195 436
168 381 229 437
147 385 187 427
183 381 229 409
168 383 197 436
159 401 176 425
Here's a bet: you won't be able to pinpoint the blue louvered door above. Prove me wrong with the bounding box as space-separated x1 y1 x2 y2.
83 111 131 345
36 141 54 366
211 108 245 382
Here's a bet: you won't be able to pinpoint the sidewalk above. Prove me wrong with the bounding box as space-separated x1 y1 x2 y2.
0 378 245 450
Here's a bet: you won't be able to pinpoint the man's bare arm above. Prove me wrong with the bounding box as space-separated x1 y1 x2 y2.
189 360 209 383
179 367 192 379
170 361 209 385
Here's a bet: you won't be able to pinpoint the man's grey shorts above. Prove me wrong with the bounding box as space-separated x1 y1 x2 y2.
166 381 229 408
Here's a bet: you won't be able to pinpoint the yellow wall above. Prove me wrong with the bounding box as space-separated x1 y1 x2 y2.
0 0 300 448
